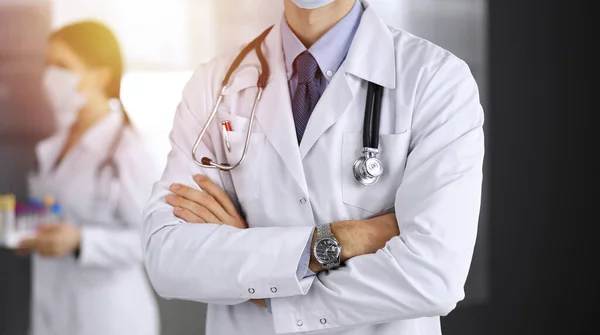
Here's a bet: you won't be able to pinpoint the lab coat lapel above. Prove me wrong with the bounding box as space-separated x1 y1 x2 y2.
254 22 309 194
34 133 67 175
343 3 396 89
299 69 353 158
299 3 397 158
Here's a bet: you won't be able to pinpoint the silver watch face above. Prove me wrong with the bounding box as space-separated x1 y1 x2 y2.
315 238 340 263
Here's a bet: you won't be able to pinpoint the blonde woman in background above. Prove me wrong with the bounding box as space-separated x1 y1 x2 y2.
19 21 159 335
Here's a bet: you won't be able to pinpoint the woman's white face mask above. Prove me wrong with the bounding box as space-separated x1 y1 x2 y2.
43 66 86 131
291 0 335 9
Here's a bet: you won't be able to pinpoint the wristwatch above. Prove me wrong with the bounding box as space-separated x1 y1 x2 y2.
313 223 341 270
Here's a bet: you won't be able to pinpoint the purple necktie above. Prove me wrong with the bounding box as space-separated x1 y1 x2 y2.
291 51 322 144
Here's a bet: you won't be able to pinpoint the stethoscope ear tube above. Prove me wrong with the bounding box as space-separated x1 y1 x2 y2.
222 25 273 89
191 25 274 171
95 124 125 219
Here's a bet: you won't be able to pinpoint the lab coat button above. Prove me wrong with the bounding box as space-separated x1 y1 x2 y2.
326 70 333 77
299 198 307 204
248 288 255 294
320 318 327 324
270 287 277 293
296 320 303 327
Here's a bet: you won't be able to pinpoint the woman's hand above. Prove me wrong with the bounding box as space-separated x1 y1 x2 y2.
18 223 81 258
166 174 247 229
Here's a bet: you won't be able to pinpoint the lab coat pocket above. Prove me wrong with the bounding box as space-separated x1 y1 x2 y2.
223 130 266 204
342 131 411 214
216 112 263 134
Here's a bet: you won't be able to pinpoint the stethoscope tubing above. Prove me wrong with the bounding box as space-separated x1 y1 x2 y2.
191 26 273 170
189 24 385 187
364 82 384 150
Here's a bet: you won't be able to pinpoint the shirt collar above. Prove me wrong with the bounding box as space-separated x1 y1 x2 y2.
281 0 363 81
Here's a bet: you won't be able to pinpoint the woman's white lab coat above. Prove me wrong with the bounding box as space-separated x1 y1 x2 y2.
143 1 485 334
28 101 159 335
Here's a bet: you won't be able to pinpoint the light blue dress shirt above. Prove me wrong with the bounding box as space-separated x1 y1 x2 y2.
265 0 363 313
283 0 363 100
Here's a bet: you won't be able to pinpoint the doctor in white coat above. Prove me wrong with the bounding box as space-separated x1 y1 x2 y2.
143 0 484 334
20 21 159 335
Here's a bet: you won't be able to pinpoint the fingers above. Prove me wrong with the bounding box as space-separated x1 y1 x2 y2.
36 224 57 233
16 248 33 256
173 206 206 224
169 183 230 223
36 222 66 235
18 237 37 249
16 237 51 256
193 175 239 218
17 237 37 255
34 234 59 257
167 194 219 223
16 232 62 257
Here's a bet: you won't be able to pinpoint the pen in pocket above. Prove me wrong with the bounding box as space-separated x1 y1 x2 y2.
221 121 232 152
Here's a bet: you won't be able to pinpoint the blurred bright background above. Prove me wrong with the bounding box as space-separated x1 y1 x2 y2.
49 0 287 171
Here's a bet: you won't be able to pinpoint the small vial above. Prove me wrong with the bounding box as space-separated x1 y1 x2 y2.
38 207 48 226
48 204 63 223
43 195 55 208
28 198 43 211
0 194 17 246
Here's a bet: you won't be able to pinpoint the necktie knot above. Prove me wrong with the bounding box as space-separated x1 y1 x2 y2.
294 51 320 84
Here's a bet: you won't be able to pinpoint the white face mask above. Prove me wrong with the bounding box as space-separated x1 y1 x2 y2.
42 66 86 131
290 0 335 9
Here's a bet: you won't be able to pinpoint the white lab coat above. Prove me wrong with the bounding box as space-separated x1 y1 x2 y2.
143 1 484 334
28 101 160 335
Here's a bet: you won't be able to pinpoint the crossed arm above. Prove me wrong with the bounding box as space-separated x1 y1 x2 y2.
165 174 400 308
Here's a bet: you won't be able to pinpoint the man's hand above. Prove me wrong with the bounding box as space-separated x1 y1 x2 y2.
167 174 398 306
167 175 265 306
250 299 267 308
167 174 247 229
17 223 81 258
309 214 400 272
337 213 400 260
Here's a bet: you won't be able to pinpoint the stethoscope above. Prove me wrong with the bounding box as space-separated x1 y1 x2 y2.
191 25 385 186
94 122 126 218
33 121 125 213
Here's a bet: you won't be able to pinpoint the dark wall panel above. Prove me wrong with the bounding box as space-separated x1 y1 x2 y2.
441 1 590 334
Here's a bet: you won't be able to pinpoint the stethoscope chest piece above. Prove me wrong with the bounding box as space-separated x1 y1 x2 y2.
353 148 384 186
353 82 385 187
